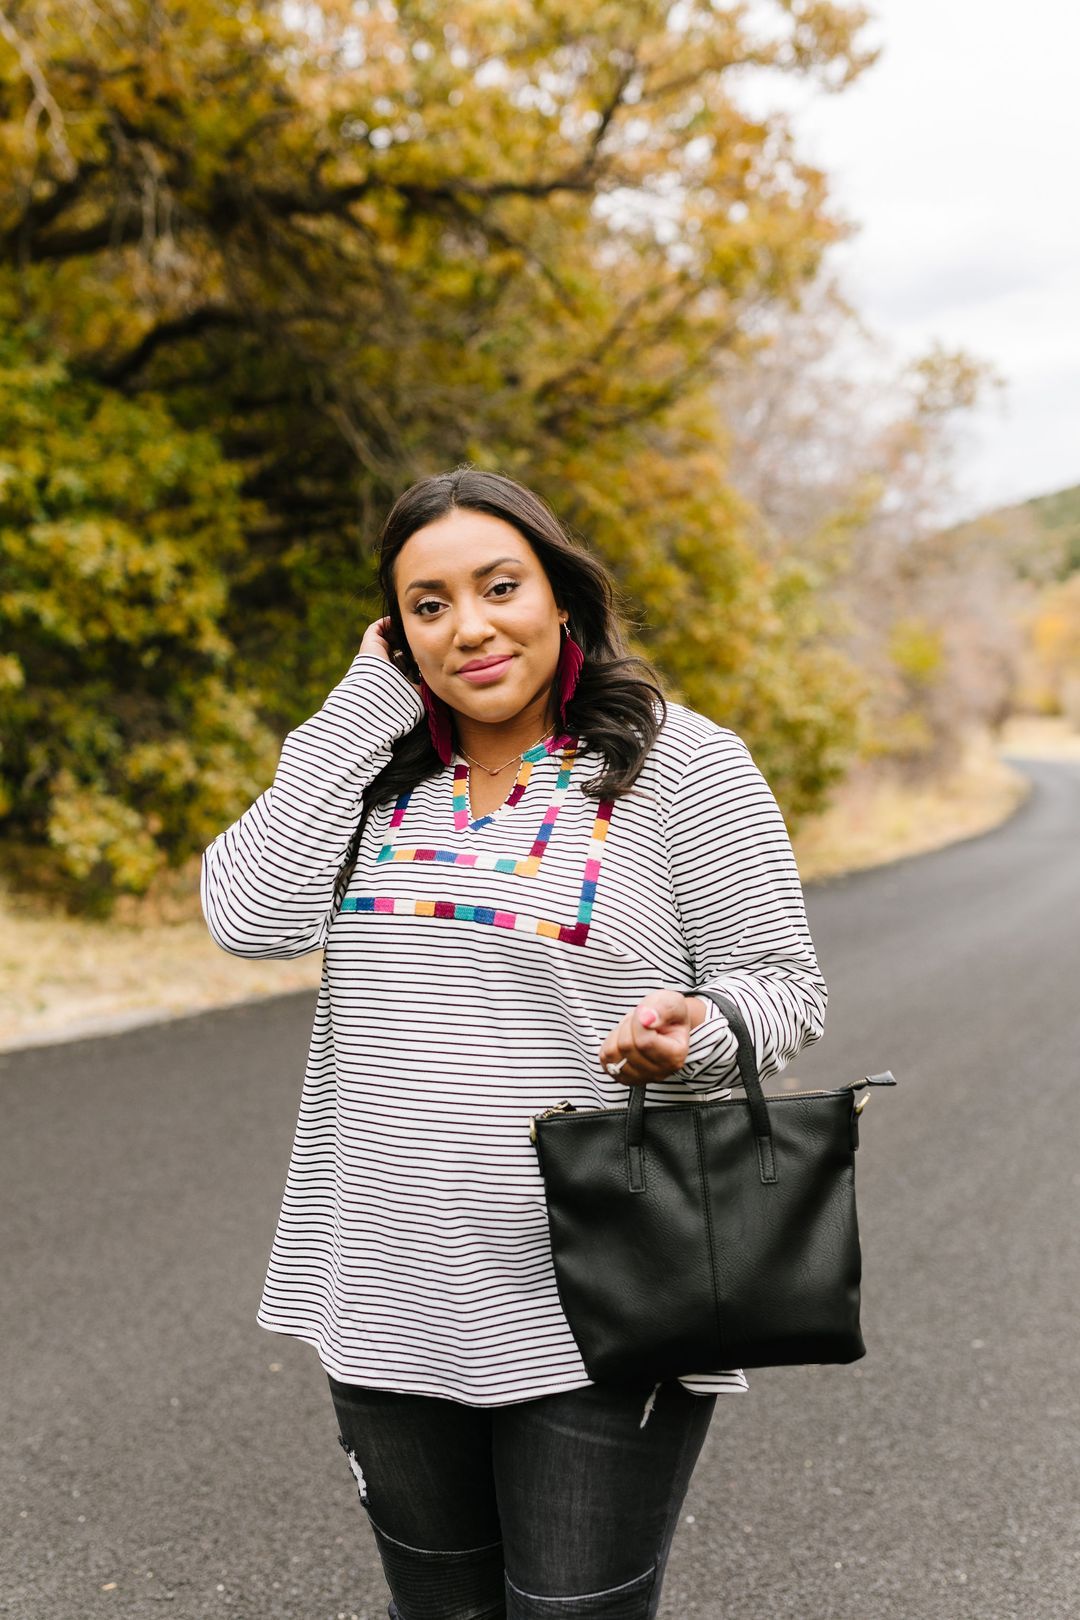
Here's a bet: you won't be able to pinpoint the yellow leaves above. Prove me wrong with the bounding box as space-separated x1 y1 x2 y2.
0 0 884 906
859 709 934 763
1025 572 1080 721
906 344 1002 421
0 331 272 909
3 516 232 651
126 738 200 792
773 1 880 89
888 617 945 688
1031 605 1073 664
46 769 164 891
0 653 25 691
1029 574 1080 668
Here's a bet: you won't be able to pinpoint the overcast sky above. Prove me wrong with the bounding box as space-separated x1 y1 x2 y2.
768 0 1080 521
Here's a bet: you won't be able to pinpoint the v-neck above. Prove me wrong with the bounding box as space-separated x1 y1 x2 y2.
452 736 572 833
350 731 616 943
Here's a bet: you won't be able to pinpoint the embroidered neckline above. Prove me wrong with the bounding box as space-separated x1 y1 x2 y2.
341 794 615 946
376 739 579 876
341 734 616 945
452 735 574 833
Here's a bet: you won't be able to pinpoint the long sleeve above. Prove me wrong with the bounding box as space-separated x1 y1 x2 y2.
200 652 425 959
661 724 828 1093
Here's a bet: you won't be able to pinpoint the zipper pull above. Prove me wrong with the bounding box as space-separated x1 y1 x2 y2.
850 1070 898 1091
528 1100 576 1142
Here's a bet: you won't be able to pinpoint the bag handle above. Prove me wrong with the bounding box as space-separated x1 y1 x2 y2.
624 987 778 1188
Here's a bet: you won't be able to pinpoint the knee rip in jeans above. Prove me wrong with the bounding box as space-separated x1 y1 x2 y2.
639 1382 661 1429
338 1434 370 1505
337 1438 502 1562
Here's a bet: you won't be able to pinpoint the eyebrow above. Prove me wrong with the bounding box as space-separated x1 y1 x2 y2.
403 556 524 594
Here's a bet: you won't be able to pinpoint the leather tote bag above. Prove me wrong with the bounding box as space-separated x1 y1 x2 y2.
529 987 896 1386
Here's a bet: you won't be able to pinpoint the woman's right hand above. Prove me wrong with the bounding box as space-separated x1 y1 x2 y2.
360 616 422 693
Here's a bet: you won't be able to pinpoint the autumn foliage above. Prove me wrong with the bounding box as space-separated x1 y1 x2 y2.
0 0 910 911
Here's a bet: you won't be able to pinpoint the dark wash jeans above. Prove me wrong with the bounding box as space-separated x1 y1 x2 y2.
327 1373 717 1620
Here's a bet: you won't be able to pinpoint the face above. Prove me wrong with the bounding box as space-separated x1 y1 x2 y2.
393 509 567 724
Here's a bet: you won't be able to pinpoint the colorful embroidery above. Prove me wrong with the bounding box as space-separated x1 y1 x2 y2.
386 732 574 837
380 742 579 874
452 741 544 832
340 798 614 946
341 734 614 946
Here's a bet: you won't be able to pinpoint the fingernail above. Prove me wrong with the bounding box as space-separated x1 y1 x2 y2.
638 1008 658 1028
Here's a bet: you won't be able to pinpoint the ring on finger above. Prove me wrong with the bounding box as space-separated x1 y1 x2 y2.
603 1056 629 1076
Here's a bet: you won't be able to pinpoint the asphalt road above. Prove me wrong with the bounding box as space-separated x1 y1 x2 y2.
3 757 1078 1620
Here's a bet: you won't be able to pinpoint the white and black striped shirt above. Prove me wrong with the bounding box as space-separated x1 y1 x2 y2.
200 651 828 1404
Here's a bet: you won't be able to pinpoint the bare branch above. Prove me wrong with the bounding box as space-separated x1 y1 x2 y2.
0 10 78 180
95 305 249 385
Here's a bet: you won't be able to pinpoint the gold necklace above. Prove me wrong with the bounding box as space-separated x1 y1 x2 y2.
459 727 557 776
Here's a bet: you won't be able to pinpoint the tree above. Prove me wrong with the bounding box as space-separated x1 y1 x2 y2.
0 330 279 909
1 0 877 908
715 279 1018 775
1025 573 1080 724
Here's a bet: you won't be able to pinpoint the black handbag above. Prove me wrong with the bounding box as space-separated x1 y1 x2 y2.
529 988 897 1386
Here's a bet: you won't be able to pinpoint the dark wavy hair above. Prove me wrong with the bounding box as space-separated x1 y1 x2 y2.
331 465 668 911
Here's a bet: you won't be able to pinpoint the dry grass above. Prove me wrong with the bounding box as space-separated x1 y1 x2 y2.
3 716 1073 1053
995 713 1080 761
791 727 1034 884
0 864 322 1052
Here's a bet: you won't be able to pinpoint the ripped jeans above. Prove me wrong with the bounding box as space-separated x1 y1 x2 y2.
327 1373 716 1620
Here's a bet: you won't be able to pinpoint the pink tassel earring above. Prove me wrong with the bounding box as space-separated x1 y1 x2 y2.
420 678 455 766
555 621 584 732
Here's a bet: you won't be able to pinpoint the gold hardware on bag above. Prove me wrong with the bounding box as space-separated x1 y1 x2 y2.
528 1099 577 1142
854 1093 871 1114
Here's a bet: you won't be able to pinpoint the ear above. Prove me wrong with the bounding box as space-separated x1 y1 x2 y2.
393 626 421 679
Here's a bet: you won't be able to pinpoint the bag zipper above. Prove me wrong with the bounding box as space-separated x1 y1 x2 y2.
528 1100 579 1142
527 1072 894 1140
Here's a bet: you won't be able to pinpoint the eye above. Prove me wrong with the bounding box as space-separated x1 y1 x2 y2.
412 578 519 617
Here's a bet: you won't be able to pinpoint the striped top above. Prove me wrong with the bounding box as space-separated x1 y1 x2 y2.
200 651 828 1405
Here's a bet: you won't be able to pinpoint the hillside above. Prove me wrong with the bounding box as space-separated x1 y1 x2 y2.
947 480 1080 580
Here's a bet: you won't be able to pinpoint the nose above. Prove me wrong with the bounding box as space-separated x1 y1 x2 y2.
451 600 498 648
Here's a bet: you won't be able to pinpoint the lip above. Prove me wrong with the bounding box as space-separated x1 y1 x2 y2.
456 654 515 684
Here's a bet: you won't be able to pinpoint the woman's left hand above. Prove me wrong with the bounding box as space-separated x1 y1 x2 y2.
598 990 702 1085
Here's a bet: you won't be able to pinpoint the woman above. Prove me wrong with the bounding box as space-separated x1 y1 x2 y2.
200 465 828 1619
